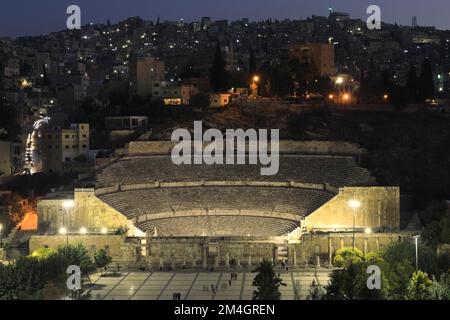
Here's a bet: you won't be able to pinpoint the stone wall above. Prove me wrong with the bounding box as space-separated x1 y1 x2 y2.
304 187 400 232
28 232 408 269
29 235 136 263
38 188 133 232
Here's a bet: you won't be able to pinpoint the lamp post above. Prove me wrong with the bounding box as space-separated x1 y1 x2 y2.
413 235 420 270
348 199 361 251
0 224 3 247
59 227 68 246
61 199 74 235
250 75 259 99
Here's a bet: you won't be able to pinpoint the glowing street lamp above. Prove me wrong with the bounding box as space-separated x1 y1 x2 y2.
63 200 74 209
365 228 372 234
342 93 351 102
101 228 108 234
348 199 361 250
252 75 260 83
335 77 344 85
80 227 87 235
59 227 69 246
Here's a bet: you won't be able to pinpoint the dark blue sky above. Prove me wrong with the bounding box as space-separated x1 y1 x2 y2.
1 0 450 37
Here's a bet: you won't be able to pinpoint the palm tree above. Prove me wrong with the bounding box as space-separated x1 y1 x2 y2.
252 259 286 300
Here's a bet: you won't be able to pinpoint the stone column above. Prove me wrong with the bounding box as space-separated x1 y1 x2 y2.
293 248 297 267
159 257 164 269
316 256 321 268
202 246 207 270
248 255 252 267
214 255 219 268
147 255 153 269
225 252 230 268
340 237 344 249
328 237 333 267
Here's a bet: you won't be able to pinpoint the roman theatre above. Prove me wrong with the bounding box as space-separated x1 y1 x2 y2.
32 140 405 269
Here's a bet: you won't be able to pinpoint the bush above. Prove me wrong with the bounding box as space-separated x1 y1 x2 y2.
333 247 364 268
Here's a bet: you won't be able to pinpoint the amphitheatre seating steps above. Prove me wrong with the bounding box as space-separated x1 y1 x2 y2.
96 155 375 187
98 186 335 221
137 216 299 237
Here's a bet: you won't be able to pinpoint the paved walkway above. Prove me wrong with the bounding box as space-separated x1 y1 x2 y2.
87 269 331 300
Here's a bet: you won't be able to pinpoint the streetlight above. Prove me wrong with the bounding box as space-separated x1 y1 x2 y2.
413 234 420 270
61 200 74 233
348 199 361 250
101 227 108 234
364 228 372 234
80 227 87 235
59 227 68 246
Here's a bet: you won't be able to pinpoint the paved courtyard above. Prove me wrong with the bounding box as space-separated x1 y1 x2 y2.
87 269 331 300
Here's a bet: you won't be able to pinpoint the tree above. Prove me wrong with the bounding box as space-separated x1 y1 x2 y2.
94 249 113 274
406 270 433 300
252 259 286 300
209 41 230 92
333 247 364 268
427 274 450 300
306 280 323 300
249 48 256 75
405 62 418 102
419 58 434 101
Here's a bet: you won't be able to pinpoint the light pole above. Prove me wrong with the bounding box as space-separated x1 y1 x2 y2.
348 199 361 251
59 227 68 246
413 234 420 270
62 200 74 225
250 75 259 99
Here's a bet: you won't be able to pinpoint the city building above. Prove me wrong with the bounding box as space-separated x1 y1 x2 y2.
130 56 165 97
41 123 90 173
0 140 22 176
289 43 336 76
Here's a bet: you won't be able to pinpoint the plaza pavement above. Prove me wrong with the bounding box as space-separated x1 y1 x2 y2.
87 268 331 300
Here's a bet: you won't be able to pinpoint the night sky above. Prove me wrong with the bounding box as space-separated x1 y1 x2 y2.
1 0 450 37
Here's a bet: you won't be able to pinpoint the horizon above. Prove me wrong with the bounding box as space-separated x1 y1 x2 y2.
2 0 450 38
